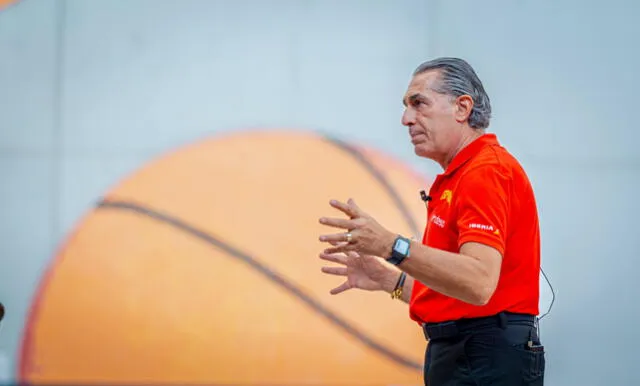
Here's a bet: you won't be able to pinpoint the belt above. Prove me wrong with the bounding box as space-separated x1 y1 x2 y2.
422 312 537 341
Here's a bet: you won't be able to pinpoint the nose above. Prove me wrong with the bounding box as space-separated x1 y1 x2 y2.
401 107 416 127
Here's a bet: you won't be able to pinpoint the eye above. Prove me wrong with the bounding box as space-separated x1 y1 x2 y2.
411 99 429 109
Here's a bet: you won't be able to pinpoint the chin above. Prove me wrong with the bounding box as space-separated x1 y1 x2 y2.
413 144 432 158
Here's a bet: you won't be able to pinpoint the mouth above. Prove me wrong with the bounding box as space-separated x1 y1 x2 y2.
410 133 426 144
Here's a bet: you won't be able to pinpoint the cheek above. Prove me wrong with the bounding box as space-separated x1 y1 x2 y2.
418 116 435 135
416 115 431 132
425 114 449 136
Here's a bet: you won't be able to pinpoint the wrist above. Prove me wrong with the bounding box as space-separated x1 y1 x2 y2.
381 269 403 294
381 231 397 257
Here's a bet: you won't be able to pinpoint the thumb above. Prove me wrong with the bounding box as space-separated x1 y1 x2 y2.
330 281 351 295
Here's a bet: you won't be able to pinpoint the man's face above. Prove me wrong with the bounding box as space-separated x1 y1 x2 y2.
401 70 462 163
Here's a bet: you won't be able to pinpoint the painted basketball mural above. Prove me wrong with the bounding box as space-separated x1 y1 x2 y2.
0 0 20 11
19 130 431 385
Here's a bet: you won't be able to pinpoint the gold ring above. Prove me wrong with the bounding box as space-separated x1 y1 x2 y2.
345 232 353 243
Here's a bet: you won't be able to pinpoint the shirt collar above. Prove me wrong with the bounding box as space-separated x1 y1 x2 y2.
442 133 499 176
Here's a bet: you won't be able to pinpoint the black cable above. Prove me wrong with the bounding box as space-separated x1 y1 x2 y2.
538 267 555 320
535 267 555 341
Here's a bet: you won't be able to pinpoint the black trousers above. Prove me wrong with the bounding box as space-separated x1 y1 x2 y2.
422 312 545 386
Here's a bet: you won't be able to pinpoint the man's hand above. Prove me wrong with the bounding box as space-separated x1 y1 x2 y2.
319 249 397 294
317 198 504 306
318 198 396 257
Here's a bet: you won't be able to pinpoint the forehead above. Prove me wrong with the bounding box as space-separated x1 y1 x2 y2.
403 70 442 104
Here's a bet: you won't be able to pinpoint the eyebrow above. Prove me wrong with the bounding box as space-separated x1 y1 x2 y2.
403 93 425 107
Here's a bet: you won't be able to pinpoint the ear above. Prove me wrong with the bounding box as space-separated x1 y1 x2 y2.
454 95 474 124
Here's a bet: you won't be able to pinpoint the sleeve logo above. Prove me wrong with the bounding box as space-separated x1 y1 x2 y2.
468 223 500 235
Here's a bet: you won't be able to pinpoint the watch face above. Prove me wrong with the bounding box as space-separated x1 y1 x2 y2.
394 239 410 255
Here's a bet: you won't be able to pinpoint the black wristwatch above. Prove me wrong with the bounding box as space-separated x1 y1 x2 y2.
386 235 411 266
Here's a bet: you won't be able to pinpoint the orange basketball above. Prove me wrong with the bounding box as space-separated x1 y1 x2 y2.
0 0 20 11
19 130 431 385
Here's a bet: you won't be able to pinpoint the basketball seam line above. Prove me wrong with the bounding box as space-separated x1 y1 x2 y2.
95 200 422 372
319 134 421 239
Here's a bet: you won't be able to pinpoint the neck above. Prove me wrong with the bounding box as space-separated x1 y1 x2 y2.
440 129 484 170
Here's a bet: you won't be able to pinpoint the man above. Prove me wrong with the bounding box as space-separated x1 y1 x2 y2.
318 57 545 385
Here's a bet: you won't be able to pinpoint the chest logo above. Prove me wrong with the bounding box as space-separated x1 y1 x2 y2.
440 189 452 205
431 215 446 228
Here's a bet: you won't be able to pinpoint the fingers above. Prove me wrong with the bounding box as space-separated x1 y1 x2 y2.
329 198 365 219
328 199 358 218
322 244 356 255
318 231 352 244
318 216 356 230
319 252 347 265
330 281 352 295
346 198 363 216
321 266 347 276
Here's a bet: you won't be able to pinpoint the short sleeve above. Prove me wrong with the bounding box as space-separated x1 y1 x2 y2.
455 165 510 255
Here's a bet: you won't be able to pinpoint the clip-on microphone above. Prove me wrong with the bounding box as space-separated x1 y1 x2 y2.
420 190 431 203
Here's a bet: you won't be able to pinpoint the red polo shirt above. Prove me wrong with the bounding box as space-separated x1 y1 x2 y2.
409 133 540 324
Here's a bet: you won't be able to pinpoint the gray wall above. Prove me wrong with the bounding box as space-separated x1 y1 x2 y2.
1 0 638 385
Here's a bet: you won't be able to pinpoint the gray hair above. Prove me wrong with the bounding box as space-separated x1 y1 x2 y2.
413 57 492 129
